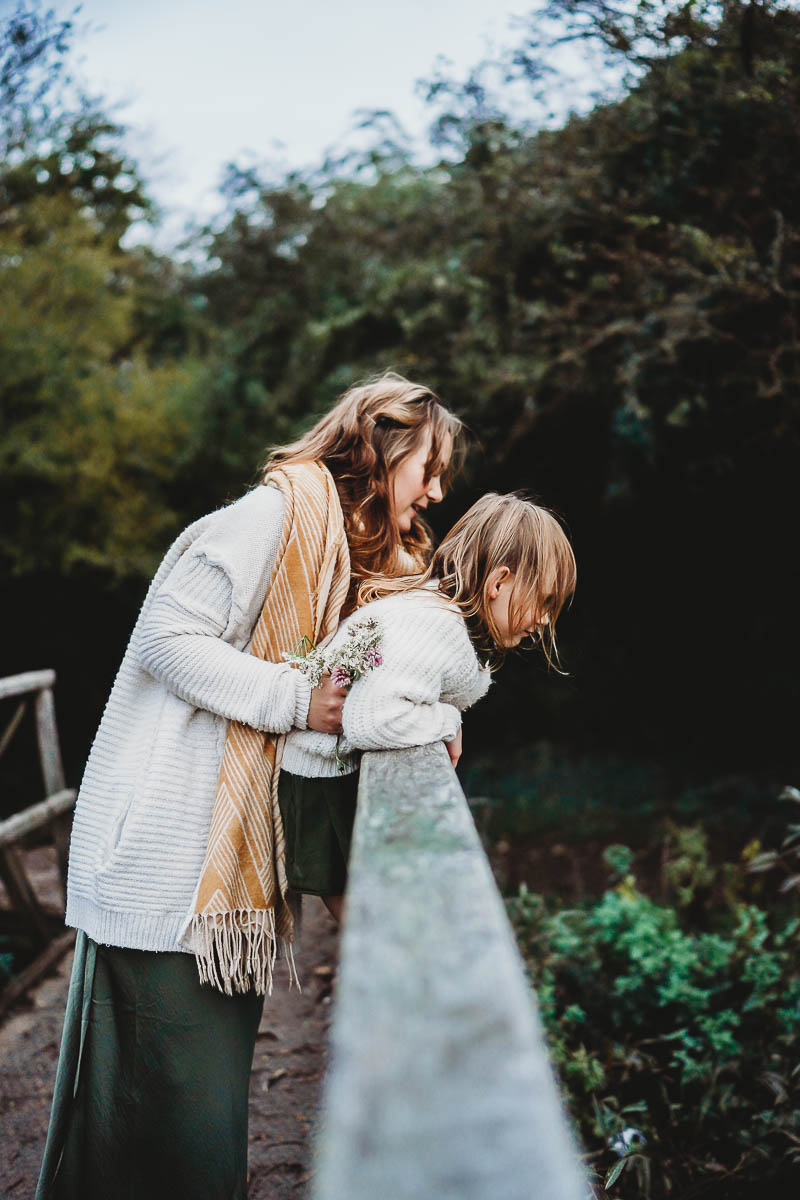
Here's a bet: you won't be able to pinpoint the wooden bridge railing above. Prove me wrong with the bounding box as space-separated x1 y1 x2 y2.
311 741 588 1200
0 671 76 1015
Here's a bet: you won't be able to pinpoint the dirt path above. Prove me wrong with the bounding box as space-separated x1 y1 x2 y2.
246 898 340 1198
0 857 340 1199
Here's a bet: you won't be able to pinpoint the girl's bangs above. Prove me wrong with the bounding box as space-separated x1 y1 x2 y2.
513 518 576 626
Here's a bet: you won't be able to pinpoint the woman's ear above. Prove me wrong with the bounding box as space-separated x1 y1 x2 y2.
487 566 511 599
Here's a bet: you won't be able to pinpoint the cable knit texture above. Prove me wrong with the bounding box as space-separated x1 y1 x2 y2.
64 483 313 953
281 587 493 778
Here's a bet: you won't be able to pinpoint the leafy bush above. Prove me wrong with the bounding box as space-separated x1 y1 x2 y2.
507 831 800 1196
749 787 800 897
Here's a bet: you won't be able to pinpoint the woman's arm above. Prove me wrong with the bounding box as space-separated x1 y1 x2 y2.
136 548 312 733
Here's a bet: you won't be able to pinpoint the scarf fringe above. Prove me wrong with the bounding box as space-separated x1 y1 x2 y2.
185 909 302 996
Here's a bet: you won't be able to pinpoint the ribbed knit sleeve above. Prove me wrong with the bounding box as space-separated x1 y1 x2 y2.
340 603 469 753
135 509 311 735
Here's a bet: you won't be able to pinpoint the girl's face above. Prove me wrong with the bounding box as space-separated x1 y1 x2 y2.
389 427 451 533
487 567 555 649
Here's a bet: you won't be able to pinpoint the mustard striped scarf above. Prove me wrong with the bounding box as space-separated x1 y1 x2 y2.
182 461 351 995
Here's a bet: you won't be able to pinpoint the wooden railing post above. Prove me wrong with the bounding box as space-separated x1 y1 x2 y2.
34 686 70 897
0 670 76 972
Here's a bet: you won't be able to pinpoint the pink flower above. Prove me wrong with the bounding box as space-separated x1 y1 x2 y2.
330 666 352 689
366 648 383 669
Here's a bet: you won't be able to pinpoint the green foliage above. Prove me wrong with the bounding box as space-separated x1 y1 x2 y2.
0 7 215 579
0 187 211 576
3 2 800 767
515 0 785 79
661 821 715 907
196 4 800 492
187 2 800 765
602 844 635 882
748 787 800 896
0 2 77 157
507 837 800 1195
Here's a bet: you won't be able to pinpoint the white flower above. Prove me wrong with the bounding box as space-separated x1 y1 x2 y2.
283 617 382 691
610 1127 647 1157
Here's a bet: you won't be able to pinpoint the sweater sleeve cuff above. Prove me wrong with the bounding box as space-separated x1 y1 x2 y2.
441 704 462 743
292 672 313 730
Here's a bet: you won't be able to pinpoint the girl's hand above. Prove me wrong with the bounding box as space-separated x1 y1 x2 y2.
306 673 348 734
445 727 463 769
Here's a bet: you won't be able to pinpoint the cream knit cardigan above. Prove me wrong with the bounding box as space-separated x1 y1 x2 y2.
65 483 312 953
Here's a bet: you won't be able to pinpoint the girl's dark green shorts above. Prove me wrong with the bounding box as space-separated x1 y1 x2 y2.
277 769 359 896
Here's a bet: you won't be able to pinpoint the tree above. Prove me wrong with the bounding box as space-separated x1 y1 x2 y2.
191 1 800 761
0 4 211 579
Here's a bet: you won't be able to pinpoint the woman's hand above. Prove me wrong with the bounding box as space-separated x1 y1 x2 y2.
445 727 462 769
306 673 348 734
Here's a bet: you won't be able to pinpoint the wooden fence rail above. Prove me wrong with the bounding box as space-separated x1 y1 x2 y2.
0 671 76 1014
311 742 589 1200
0 669 57 702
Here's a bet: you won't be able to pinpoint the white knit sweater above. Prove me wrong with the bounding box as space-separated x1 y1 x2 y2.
65 483 313 953
281 587 492 778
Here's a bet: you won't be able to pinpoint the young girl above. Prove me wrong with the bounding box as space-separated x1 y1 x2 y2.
278 491 577 924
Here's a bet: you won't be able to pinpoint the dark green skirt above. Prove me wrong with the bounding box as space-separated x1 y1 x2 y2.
36 931 263 1200
277 769 359 896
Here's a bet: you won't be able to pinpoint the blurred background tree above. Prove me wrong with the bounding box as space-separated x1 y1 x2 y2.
2 0 798 797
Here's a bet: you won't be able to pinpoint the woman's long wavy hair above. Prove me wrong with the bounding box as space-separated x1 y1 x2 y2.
358 492 577 670
262 371 466 609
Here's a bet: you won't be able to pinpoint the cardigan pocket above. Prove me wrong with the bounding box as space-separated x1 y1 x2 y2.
95 785 135 872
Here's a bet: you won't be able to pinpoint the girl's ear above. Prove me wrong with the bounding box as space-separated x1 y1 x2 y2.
487 565 511 599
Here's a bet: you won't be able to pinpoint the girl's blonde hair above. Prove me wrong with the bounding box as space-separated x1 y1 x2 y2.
262 370 466 609
359 492 577 669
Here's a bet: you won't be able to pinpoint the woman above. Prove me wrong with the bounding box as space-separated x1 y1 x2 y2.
37 370 464 1200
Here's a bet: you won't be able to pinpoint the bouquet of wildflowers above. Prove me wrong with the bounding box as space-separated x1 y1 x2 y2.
283 616 383 771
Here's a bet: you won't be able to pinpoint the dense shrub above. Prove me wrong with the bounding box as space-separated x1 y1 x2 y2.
507 833 800 1196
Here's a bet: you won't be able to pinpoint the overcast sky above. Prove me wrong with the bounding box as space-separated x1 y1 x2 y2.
38 0 597 252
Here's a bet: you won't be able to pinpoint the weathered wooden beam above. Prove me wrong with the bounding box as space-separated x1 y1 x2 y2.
50 813 72 904
34 688 66 796
312 742 588 1200
0 789 76 848
34 687 70 895
0 671 72 915
0 929 75 1019
0 700 26 764
0 670 55 701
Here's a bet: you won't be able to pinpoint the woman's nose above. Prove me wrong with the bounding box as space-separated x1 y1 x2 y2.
426 475 443 503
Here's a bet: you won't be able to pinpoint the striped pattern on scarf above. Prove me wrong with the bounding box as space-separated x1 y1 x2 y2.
183 461 350 995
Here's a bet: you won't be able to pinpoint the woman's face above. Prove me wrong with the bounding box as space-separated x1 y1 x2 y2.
389 428 451 533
